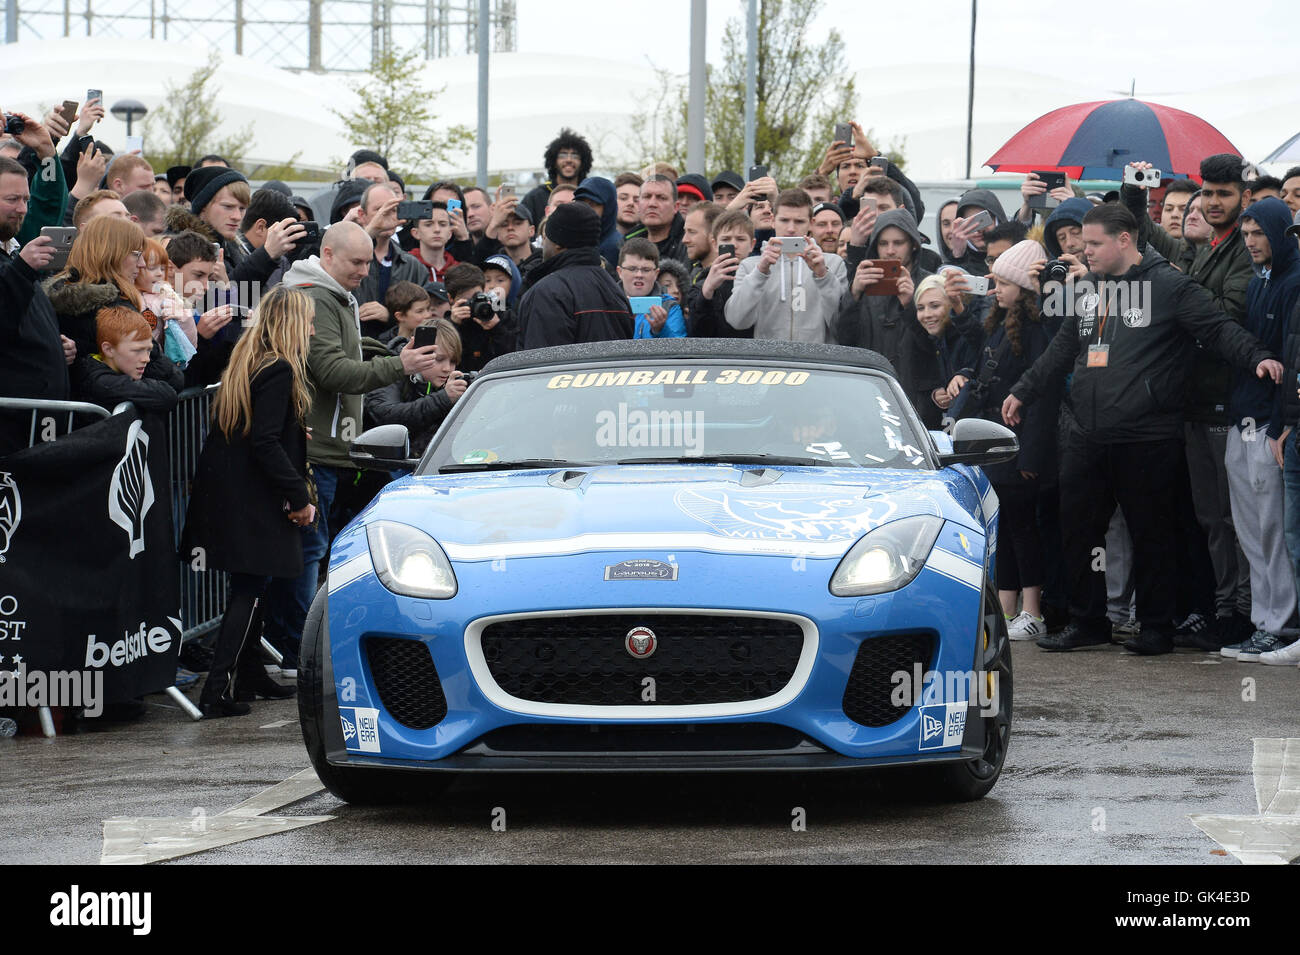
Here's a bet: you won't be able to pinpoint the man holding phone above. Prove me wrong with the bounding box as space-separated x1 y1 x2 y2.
725 189 846 342
0 155 72 455
0 106 68 242
353 183 428 322
835 208 930 370
944 188 1009 276
1016 171 1076 225
688 208 756 338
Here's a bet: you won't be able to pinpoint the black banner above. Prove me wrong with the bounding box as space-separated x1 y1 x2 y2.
0 410 181 703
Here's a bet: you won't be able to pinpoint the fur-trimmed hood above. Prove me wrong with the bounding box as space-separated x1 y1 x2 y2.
42 275 124 316
165 204 223 244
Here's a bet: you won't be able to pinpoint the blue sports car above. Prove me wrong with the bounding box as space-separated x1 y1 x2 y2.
300 339 1018 803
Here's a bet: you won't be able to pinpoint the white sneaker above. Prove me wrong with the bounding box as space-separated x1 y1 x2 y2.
1114 617 1141 636
1007 612 1046 641
1259 637 1300 666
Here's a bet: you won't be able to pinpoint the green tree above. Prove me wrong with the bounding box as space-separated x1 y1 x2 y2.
629 0 905 183
331 46 473 182
141 52 255 171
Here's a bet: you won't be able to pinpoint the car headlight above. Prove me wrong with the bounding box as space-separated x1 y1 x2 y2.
366 521 458 599
829 515 944 596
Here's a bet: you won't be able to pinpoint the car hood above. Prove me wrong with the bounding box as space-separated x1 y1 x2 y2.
365 465 981 560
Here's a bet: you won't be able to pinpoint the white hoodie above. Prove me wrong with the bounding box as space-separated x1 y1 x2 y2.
724 246 846 342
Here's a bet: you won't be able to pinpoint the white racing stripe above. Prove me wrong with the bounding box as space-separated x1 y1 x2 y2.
441 532 854 561
327 552 373 594
927 547 984 591
980 485 1000 524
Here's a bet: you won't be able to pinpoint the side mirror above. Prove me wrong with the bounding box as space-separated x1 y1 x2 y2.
937 418 1019 467
349 424 420 471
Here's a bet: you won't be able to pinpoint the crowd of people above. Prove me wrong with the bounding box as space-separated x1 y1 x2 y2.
4 96 1300 717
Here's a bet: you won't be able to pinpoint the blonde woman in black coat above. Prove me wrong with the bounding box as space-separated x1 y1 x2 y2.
182 286 316 718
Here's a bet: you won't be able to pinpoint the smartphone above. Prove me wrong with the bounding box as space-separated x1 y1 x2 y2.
57 100 79 126
396 199 433 220
860 195 879 212
718 243 736 259
40 226 78 272
446 198 462 214
864 258 903 296
869 156 889 169
86 89 102 104
413 325 440 349
300 220 320 239
629 296 663 313
1030 170 1066 209
965 209 995 233
124 134 143 155
75 134 95 154
498 183 515 198
833 122 852 145
1123 166 1162 188
965 275 992 295
773 236 806 255
747 164 768 182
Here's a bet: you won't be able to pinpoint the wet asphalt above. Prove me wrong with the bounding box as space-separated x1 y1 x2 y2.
1 642 1295 864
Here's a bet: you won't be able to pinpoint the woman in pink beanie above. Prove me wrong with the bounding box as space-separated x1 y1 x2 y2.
955 239 1060 640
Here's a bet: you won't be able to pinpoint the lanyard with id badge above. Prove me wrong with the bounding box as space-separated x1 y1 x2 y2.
1087 291 1112 368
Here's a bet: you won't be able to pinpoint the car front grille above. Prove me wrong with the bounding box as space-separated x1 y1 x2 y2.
365 637 447 730
471 723 818 756
842 632 937 727
479 613 805 706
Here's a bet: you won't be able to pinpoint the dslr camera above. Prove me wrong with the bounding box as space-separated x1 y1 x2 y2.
468 291 504 323
1040 259 1070 286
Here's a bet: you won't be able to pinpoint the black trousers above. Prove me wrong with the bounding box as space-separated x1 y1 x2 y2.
1059 430 1182 633
995 477 1044 593
201 573 271 704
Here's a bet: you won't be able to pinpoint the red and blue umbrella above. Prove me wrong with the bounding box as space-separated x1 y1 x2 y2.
985 98 1240 182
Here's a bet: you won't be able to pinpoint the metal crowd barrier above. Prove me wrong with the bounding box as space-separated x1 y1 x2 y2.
168 385 227 642
0 394 211 729
2 387 231 642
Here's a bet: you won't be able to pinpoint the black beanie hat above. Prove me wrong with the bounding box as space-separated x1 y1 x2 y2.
348 149 388 173
186 166 247 216
330 179 370 224
544 202 601 249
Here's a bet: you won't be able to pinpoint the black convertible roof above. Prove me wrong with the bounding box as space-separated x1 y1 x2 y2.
480 338 897 378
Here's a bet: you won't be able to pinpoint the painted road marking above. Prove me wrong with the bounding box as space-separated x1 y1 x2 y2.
1189 738 1300 865
101 768 331 865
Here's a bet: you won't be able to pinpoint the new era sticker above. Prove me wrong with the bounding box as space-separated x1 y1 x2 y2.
919 702 967 751
339 706 382 753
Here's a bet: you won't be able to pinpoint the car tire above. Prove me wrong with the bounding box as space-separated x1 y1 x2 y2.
928 582 1013 801
299 587 449 805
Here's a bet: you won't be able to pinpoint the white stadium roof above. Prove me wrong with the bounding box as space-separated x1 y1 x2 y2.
3 37 1297 181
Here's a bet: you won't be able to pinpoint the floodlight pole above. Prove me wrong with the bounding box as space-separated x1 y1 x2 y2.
687 0 706 175
965 0 976 179
743 0 757 173
476 0 489 188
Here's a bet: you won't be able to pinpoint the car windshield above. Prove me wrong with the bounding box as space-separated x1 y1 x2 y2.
421 362 930 473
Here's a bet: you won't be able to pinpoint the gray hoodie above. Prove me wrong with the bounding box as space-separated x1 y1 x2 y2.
724 244 847 342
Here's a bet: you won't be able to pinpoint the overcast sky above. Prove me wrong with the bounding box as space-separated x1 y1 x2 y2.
516 0 1287 106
